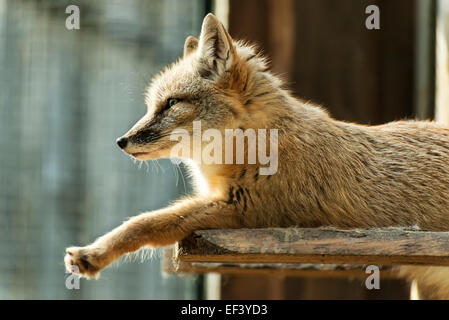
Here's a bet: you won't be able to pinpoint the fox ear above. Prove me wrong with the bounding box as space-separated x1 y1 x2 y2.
184 36 198 57
197 13 235 79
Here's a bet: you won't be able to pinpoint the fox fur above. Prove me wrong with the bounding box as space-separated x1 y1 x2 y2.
65 13 449 299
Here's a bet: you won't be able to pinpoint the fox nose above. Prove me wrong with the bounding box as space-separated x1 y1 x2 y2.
116 136 128 149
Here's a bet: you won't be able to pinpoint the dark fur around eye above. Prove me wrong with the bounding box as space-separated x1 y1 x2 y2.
166 98 180 110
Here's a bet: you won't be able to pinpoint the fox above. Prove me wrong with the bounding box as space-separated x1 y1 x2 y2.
65 13 449 299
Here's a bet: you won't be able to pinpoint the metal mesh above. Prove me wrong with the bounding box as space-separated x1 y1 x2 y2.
0 0 203 299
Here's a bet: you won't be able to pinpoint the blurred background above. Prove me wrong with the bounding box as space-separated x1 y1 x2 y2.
0 0 205 299
0 0 448 299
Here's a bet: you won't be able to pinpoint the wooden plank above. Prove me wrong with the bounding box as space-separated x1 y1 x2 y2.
163 247 396 278
177 227 449 266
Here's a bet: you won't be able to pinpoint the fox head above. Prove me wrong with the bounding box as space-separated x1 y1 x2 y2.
117 13 281 161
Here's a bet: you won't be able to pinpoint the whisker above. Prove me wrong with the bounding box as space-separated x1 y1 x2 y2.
177 162 187 194
144 160 150 173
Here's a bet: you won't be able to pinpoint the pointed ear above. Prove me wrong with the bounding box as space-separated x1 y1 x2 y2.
184 36 198 57
197 13 235 78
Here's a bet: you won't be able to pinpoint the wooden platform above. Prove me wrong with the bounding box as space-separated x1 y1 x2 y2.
163 227 449 278
163 247 396 278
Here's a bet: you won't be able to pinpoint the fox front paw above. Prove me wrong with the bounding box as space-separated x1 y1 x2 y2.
65 246 105 279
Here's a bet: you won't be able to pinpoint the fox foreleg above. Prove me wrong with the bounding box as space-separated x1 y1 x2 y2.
64 198 241 278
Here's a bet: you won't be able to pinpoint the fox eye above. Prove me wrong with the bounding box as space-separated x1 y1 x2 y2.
166 98 180 109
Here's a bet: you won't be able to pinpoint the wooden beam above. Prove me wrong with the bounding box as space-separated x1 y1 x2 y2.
163 247 395 278
176 227 449 266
